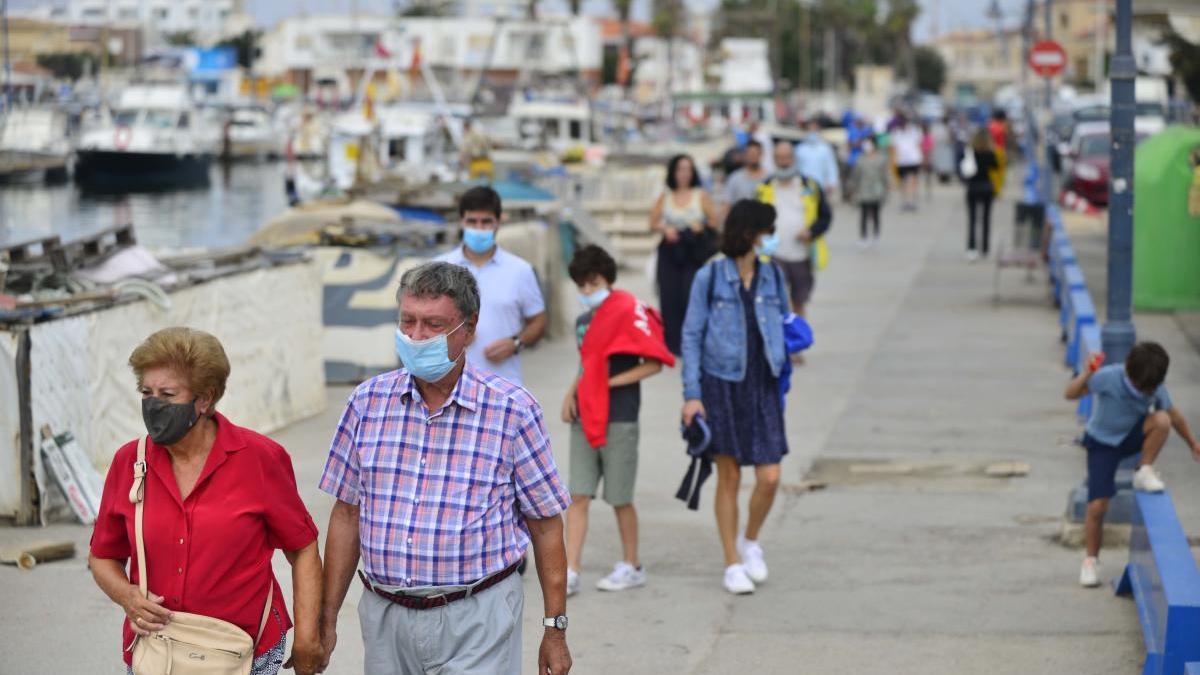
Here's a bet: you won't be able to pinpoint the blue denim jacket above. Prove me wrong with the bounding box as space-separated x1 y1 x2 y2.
681 257 789 400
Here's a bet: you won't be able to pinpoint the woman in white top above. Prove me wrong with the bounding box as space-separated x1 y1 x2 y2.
890 114 924 211
649 154 719 355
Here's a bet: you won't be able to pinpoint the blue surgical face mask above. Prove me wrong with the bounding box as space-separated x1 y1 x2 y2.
462 227 496 254
755 233 779 257
394 322 466 382
578 287 611 309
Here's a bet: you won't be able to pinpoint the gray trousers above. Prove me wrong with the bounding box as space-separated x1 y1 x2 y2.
359 572 524 675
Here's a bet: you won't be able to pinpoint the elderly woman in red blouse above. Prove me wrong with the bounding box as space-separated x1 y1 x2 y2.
88 327 324 675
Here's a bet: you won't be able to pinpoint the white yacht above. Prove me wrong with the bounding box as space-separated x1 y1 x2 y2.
75 84 219 191
221 104 284 161
0 106 72 184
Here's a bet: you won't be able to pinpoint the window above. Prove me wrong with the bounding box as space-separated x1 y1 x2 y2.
145 111 177 129
295 35 313 51
569 119 582 140
118 8 137 20
83 8 104 19
154 7 168 20
189 7 199 19
1059 12 1069 30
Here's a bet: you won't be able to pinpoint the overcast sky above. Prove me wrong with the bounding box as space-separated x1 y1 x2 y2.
9 0 1030 43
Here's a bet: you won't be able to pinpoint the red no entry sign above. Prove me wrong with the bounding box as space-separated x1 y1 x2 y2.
1029 40 1066 78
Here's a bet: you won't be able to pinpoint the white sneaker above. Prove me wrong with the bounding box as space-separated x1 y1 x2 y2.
737 536 768 583
857 238 870 250
595 561 645 592
723 563 755 595
966 250 981 262
1079 556 1101 588
566 568 580 597
1133 465 1165 492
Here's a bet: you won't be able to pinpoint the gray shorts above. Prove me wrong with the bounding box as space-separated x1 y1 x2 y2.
359 571 523 675
776 257 814 309
568 422 640 506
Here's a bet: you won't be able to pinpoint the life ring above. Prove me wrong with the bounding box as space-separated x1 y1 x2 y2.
113 126 132 150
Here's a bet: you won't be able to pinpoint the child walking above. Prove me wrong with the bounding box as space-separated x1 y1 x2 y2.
851 139 888 248
1064 342 1200 587
562 245 674 595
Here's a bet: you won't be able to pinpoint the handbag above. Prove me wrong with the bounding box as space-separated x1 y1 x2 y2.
959 148 978 179
128 436 273 675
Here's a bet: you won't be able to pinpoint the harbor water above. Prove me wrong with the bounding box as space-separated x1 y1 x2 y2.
0 161 291 251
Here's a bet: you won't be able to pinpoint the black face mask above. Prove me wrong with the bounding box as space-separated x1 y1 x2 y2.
141 397 200 446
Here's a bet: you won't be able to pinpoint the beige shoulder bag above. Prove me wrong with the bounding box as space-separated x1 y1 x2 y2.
128 436 274 675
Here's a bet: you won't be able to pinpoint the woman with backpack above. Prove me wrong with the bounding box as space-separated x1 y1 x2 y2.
680 200 790 596
959 129 1000 261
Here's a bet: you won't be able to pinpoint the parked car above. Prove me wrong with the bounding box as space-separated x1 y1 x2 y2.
1063 121 1148 207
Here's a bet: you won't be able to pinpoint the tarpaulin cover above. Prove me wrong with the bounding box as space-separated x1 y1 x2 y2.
0 260 326 521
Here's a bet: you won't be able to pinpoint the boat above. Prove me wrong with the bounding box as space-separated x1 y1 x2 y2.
0 106 72 184
220 103 284 161
75 84 219 191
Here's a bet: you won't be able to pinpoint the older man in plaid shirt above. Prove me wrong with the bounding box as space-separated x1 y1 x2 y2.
317 261 572 675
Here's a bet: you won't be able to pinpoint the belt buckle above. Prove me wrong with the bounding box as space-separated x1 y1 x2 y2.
417 589 448 608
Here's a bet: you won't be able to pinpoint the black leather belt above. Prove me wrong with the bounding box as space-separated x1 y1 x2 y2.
358 563 520 610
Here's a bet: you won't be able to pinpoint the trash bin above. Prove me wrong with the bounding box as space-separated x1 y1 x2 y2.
1133 126 1200 310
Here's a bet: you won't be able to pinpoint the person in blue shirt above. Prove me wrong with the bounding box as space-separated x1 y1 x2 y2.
794 120 840 199
1064 342 1200 588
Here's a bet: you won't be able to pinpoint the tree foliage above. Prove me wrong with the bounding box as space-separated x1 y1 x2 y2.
164 31 195 47
912 45 946 93
216 29 263 70
36 52 92 81
715 0 921 91
1163 29 1200 104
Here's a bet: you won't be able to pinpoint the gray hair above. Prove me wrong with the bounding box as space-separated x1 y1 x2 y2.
396 261 480 320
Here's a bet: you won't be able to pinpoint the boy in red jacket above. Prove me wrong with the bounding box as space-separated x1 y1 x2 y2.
561 245 674 596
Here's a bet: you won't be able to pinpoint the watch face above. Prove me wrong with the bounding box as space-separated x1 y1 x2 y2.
555 615 568 630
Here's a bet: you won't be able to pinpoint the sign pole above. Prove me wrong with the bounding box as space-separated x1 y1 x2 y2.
1103 0 1136 363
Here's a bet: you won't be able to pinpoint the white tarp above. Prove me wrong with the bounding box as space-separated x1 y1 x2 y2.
0 260 326 521
0 332 21 517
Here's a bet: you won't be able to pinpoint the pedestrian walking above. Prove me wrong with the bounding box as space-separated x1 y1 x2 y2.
794 119 840 199
960 129 1000 261
436 185 546 386
1063 343 1200 588
318 262 572 675
680 200 790 596
920 121 935 199
721 139 768 222
649 154 719 355
890 114 923 210
562 245 674 597
850 138 888 248
987 109 1009 195
89 327 323 675
759 140 832 316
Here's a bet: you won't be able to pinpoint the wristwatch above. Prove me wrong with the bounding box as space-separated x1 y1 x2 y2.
512 335 523 354
543 615 568 630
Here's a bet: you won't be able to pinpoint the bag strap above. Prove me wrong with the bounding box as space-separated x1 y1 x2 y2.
128 436 275 647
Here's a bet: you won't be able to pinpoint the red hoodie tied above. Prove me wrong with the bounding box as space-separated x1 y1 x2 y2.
578 289 676 448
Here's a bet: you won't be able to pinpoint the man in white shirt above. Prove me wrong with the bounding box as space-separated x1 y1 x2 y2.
764 141 832 316
436 186 547 386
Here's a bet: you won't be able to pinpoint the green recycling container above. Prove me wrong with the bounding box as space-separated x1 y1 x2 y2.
1133 126 1200 310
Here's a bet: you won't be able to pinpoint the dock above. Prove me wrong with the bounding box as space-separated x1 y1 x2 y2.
4 176 1197 673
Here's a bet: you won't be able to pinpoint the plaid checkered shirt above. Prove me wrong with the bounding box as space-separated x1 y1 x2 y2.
318 362 570 588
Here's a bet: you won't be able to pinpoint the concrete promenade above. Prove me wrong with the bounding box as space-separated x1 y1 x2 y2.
3 178 1199 673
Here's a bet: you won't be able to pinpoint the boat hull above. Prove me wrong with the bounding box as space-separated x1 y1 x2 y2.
75 150 212 191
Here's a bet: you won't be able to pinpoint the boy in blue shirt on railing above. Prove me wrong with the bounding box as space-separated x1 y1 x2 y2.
1064 341 1200 588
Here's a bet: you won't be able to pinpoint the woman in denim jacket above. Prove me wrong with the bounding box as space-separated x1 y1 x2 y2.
681 199 790 595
